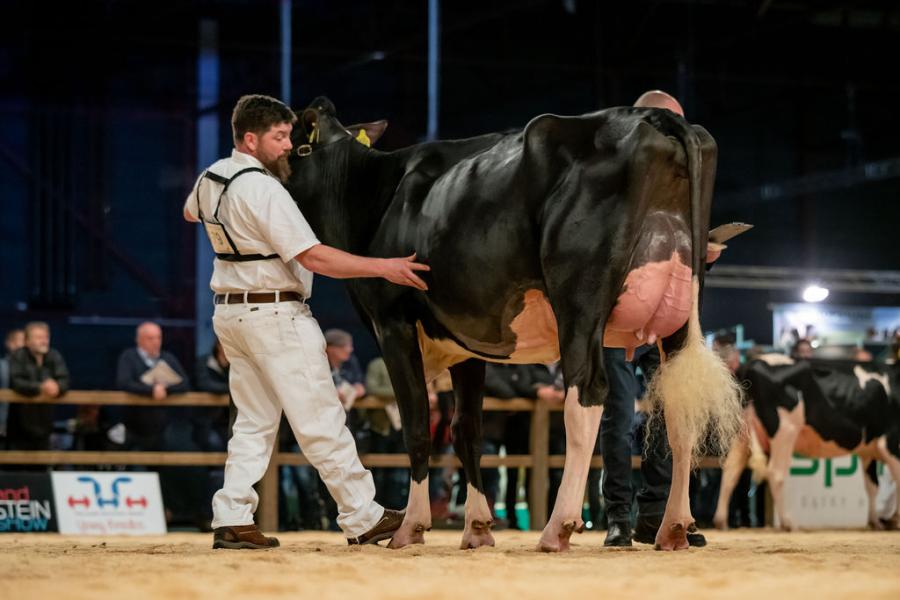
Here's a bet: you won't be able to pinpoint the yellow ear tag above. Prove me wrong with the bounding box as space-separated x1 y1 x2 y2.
355 128 371 147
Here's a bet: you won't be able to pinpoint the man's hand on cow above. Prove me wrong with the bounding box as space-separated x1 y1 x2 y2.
381 253 431 291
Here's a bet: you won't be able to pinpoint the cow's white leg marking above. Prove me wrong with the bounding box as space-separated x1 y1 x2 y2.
460 484 496 549
388 478 431 548
537 387 602 552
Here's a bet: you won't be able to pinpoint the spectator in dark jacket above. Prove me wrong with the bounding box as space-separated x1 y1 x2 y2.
8 322 69 450
194 338 231 452
116 321 190 450
0 328 25 447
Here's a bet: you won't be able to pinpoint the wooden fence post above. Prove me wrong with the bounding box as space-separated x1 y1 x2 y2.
528 398 550 530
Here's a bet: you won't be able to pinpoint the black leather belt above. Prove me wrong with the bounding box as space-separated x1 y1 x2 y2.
214 292 305 305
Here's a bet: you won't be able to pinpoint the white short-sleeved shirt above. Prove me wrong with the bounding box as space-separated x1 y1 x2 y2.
184 150 320 297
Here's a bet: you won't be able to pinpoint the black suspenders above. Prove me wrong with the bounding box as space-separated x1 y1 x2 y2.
196 167 280 262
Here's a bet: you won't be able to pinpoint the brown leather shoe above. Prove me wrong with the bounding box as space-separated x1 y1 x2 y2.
212 524 280 549
347 509 405 545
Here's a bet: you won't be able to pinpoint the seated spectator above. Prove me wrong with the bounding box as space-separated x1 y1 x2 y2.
0 328 25 448
325 328 369 449
115 321 190 451
194 337 231 452
325 329 366 408
8 322 69 451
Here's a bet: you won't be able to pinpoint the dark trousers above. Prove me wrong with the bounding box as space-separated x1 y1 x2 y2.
601 345 670 523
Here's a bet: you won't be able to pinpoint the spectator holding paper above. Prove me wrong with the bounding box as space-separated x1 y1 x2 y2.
115 321 190 451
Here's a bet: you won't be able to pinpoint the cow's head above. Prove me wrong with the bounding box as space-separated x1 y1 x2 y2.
284 96 389 249
292 96 388 155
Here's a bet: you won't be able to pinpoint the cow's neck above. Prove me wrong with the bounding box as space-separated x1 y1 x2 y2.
306 144 406 255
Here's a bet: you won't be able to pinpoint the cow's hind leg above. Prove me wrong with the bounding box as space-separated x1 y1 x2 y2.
378 323 433 548
862 458 884 530
448 359 495 549
646 280 743 550
536 210 615 552
768 403 803 531
538 387 603 552
877 436 900 530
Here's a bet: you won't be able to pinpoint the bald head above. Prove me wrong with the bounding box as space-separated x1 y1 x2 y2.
136 321 162 358
634 90 684 117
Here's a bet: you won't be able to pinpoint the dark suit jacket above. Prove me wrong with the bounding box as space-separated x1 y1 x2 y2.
116 347 190 438
8 347 70 443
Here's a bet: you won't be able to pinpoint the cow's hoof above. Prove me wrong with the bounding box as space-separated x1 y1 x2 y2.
387 521 430 549
880 517 899 531
779 518 797 533
537 519 584 553
869 518 886 531
654 520 691 551
712 513 728 531
460 519 495 549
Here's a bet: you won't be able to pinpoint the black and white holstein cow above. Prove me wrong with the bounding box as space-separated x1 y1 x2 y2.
285 97 742 551
714 355 900 531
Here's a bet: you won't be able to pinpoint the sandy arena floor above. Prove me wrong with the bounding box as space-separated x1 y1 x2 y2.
4 529 900 600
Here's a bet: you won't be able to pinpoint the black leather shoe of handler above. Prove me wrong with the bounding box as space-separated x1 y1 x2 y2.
604 521 633 547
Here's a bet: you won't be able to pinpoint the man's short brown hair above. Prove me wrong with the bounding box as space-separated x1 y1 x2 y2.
231 94 296 143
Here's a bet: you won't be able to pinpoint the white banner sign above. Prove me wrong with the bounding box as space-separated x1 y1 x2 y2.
51 472 167 535
776 454 867 529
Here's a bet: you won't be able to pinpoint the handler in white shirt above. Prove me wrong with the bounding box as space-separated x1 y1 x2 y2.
184 94 428 549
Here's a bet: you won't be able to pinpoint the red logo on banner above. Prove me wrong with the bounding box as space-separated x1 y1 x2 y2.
68 496 91 508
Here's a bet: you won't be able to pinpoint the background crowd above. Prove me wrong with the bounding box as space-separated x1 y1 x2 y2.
2 320 898 532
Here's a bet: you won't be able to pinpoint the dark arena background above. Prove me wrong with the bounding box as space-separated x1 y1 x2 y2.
1 2 899 599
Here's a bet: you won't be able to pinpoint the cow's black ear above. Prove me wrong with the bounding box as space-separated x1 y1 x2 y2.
300 108 319 135
346 120 388 146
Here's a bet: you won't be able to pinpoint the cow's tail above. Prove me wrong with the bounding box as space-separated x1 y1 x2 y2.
644 280 743 466
642 119 742 465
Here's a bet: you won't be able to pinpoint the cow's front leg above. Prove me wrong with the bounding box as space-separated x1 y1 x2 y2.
538 387 602 552
449 359 495 549
378 323 433 548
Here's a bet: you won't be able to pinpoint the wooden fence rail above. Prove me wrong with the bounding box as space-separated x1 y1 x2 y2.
0 389 719 531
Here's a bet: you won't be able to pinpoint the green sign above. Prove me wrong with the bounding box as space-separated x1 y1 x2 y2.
790 454 859 488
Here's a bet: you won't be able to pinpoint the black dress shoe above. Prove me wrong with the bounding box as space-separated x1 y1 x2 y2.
632 516 707 547
604 521 633 547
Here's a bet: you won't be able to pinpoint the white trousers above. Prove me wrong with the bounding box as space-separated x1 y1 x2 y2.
210 299 382 537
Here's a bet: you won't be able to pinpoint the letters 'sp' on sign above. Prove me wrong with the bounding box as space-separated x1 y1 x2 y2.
777 454 868 529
